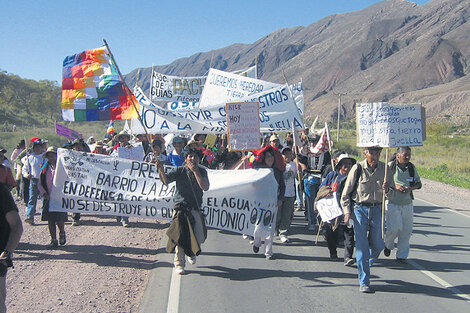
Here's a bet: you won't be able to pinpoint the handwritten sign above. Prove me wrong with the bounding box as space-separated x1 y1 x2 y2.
356 103 425 147
117 143 144 161
226 101 261 151
315 193 343 222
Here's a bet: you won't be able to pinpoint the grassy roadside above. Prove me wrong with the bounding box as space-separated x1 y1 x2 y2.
1 120 469 190
331 122 470 190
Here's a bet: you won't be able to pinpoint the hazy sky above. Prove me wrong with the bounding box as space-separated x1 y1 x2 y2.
1 0 430 83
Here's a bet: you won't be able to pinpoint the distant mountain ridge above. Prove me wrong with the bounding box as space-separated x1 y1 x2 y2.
125 0 470 125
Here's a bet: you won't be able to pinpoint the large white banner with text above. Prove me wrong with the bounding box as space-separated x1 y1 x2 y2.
150 71 206 103
49 149 278 235
131 84 304 134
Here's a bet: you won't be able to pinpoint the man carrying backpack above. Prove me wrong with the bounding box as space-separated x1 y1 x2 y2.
341 146 395 293
384 146 422 264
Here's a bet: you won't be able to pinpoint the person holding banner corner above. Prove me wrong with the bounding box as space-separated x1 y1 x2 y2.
156 147 209 275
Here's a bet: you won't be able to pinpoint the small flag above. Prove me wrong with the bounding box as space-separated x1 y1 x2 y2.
311 122 333 154
107 120 115 134
55 123 82 140
61 46 138 121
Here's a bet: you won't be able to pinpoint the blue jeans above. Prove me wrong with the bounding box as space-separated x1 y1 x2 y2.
304 177 320 228
26 178 40 219
352 202 384 287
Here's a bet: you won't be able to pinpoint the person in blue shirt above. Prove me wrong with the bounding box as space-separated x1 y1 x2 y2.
166 136 186 166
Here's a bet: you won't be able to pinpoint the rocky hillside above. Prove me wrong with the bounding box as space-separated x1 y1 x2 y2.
125 0 470 125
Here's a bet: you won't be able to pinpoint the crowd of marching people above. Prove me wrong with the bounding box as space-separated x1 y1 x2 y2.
0 124 422 311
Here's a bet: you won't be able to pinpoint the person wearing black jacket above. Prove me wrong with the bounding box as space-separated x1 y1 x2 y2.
156 147 209 275
0 183 23 313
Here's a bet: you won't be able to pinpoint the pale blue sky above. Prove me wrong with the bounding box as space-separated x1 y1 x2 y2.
0 0 430 83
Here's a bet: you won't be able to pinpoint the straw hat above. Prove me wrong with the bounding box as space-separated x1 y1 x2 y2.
42 146 57 158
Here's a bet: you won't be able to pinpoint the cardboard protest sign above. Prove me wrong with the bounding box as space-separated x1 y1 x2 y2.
199 68 280 108
203 134 218 148
356 102 425 147
49 149 278 235
131 84 304 134
117 143 144 161
226 101 261 151
150 70 206 103
315 193 343 222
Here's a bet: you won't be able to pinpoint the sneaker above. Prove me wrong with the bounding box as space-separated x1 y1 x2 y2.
330 253 339 260
242 234 249 240
384 247 391 257
253 245 260 253
122 220 130 227
344 257 355 266
59 232 66 245
48 239 59 249
71 220 80 226
188 256 196 265
280 235 290 243
175 266 185 275
396 258 408 264
359 285 374 293
266 255 273 260
24 218 34 225
249 240 254 245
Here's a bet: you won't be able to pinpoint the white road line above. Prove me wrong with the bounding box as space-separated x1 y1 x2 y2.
415 198 470 219
166 270 181 313
408 259 470 304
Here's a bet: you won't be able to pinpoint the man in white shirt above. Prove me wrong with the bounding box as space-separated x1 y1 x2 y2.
23 139 46 225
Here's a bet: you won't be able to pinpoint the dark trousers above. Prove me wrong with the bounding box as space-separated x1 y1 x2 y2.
22 176 30 205
343 224 355 259
324 223 355 259
72 213 80 222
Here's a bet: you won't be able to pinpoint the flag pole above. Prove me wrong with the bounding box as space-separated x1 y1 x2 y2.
103 39 150 138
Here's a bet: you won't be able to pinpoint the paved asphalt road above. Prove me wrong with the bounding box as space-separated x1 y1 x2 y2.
139 197 470 313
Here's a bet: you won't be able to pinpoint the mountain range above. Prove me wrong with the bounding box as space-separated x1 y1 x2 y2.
125 0 470 125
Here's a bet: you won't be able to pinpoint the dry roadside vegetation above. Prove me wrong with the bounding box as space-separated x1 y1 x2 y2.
6 199 166 313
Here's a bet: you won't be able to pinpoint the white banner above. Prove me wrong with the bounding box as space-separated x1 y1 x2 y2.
356 103 424 147
50 149 278 234
199 68 280 108
131 84 304 134
150 71 206 103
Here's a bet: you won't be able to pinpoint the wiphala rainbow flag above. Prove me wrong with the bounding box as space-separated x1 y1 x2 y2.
61 46 138 121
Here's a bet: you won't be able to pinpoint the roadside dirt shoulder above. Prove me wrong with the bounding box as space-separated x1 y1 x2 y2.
414 178 470 215
6 200 166 313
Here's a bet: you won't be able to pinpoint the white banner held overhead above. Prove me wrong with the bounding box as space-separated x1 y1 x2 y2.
199 68 280 108
226 101 261 151
131 84 304 134
356 102 425 147
150 70 206 103
49 149 278 235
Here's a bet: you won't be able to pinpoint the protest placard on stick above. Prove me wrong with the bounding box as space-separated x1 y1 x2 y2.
356 102 425 147
226 101 261 151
